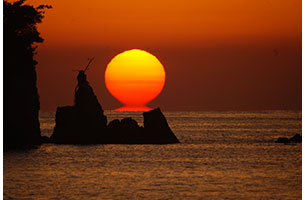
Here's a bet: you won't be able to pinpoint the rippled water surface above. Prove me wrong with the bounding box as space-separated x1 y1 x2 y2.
4 111 302 199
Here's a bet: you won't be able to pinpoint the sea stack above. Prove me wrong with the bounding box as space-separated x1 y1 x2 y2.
51 70 179 144
51 70 107 144
142 108 179 144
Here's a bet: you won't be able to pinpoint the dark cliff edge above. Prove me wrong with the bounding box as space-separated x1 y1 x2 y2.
4 1 51 150
49 71 179 144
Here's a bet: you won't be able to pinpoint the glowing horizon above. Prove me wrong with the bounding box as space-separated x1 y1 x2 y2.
24 0 301 111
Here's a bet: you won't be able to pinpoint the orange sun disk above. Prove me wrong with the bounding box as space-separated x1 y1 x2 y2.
105 49 166 111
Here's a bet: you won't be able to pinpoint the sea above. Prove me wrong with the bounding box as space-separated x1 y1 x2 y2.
4 110 302 199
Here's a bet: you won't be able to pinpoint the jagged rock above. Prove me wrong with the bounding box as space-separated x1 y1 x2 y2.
51 106 77 143
104 109 179 144
121 117 140 129
50 71 179 144
107 117 144 143
107 119 121 130
50 71 107 144
142 108 179 144
275 134 302 144
289 134 302 143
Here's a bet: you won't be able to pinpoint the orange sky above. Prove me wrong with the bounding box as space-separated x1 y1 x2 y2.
20 0 301 111
28 0 301 47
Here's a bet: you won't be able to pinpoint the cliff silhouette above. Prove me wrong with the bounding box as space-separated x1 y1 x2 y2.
4 0 51 149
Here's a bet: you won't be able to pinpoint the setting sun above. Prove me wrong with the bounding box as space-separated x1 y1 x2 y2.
105 49 166 111
4 1 302 199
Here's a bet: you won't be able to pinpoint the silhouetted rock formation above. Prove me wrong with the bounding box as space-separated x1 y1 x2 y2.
289 134 302 143
104 109 179 144
50 71 179 144
4 1 51 149
106 117 144 143
142 108 179 144
51 71 107 144
275 134 302 144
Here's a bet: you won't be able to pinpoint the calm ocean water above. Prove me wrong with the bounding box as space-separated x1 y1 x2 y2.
4 110 302 199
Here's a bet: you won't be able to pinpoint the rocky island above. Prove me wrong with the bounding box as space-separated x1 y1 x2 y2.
50 70 179 144
275 134 302 144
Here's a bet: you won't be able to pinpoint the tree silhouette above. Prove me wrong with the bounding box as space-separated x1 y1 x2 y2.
4 0 51 149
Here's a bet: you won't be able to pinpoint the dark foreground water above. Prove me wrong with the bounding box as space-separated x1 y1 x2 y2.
4 111 302 199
